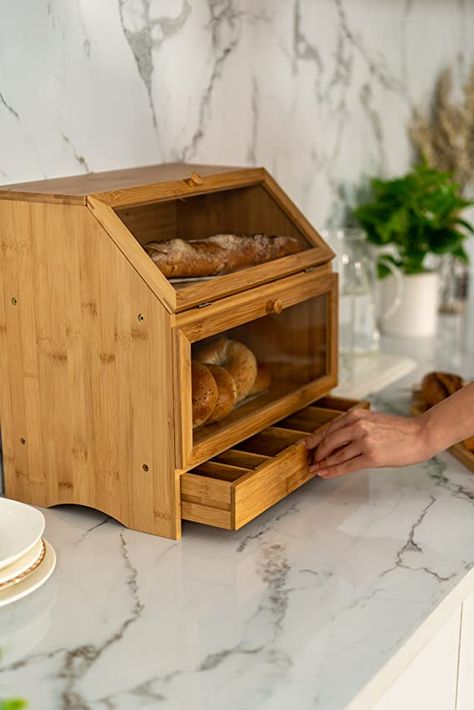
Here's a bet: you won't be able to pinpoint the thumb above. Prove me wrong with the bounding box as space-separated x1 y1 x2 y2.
304 430 323 450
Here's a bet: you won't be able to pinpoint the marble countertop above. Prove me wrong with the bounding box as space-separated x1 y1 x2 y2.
1 314 474 710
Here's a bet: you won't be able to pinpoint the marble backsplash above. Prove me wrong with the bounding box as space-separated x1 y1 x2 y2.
1 0 473 228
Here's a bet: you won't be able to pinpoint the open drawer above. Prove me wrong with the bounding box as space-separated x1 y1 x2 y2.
180 395 369 530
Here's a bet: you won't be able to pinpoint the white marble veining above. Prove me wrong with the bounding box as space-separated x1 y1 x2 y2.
1 1 474 228
2 3 474 707
1 316 474 710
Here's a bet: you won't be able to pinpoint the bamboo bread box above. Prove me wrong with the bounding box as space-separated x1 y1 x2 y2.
0 163 367 539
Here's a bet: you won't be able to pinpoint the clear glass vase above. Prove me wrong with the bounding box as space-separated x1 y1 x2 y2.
438 254 469 314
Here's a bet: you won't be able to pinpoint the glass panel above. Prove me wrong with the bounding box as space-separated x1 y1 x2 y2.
190 293 328 437
114 185 312 285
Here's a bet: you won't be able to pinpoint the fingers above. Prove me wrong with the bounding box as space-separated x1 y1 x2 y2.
316 454 368 479
309 442 361 473
304 429 324 450
304 408 368 451
313 423 360 463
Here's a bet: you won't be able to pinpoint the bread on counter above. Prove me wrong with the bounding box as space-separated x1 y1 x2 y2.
419 371 464 407
417 371 473 454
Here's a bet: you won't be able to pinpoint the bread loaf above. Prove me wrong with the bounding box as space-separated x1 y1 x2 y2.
420 372 464 407
145 234 301 278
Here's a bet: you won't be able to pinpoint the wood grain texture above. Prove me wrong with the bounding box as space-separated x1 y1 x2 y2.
233 442 313 529
173 330 193 471
174 251 328 312
0 163 239 203
0 200 180 538
181 501 232 529
0 163 340 539
174 269 335 341
87 197 176 313
92 169 265 208
116 200 178 245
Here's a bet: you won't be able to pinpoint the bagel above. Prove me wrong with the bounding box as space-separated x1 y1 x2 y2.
194 337 257 402
206 364 238 423
191 360 218 428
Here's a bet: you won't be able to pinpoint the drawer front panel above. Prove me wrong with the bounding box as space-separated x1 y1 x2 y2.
181 396 369 530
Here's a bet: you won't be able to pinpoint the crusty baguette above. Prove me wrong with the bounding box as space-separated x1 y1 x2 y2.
144 234 302 278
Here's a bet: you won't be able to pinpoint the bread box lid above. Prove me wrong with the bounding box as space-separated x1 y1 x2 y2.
0 163 334 313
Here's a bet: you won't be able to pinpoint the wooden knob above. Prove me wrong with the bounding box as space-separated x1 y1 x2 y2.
186 172 204 187
267 298 283 314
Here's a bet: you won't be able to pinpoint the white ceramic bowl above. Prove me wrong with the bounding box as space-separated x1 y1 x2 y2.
0 498 45 570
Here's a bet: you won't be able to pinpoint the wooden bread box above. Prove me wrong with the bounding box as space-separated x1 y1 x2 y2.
0 163 367 539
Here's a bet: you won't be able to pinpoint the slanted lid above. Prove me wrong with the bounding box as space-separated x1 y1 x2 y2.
0 163 239 205
0 163 334 313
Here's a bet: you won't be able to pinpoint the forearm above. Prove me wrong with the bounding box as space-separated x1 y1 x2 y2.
420 382 474 456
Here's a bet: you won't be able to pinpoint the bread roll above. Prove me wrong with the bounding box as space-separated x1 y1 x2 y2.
192 361 218 428
145 234 301 278
206 364 238 423
194 337 257 402
420 372 464 406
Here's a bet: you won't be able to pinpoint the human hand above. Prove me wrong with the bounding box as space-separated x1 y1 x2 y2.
304 408 430 479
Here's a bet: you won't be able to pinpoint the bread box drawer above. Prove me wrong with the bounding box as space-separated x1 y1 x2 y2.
181 395 369 530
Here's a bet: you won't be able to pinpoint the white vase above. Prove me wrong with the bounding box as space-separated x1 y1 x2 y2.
379 272 439 338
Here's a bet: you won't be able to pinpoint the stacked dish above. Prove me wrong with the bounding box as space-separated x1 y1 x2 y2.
0 499 56 608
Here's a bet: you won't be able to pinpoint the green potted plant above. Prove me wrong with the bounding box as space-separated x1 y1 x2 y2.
354 163 474 336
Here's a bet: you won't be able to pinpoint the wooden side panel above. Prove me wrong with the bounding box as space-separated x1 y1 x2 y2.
0 200 180 538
